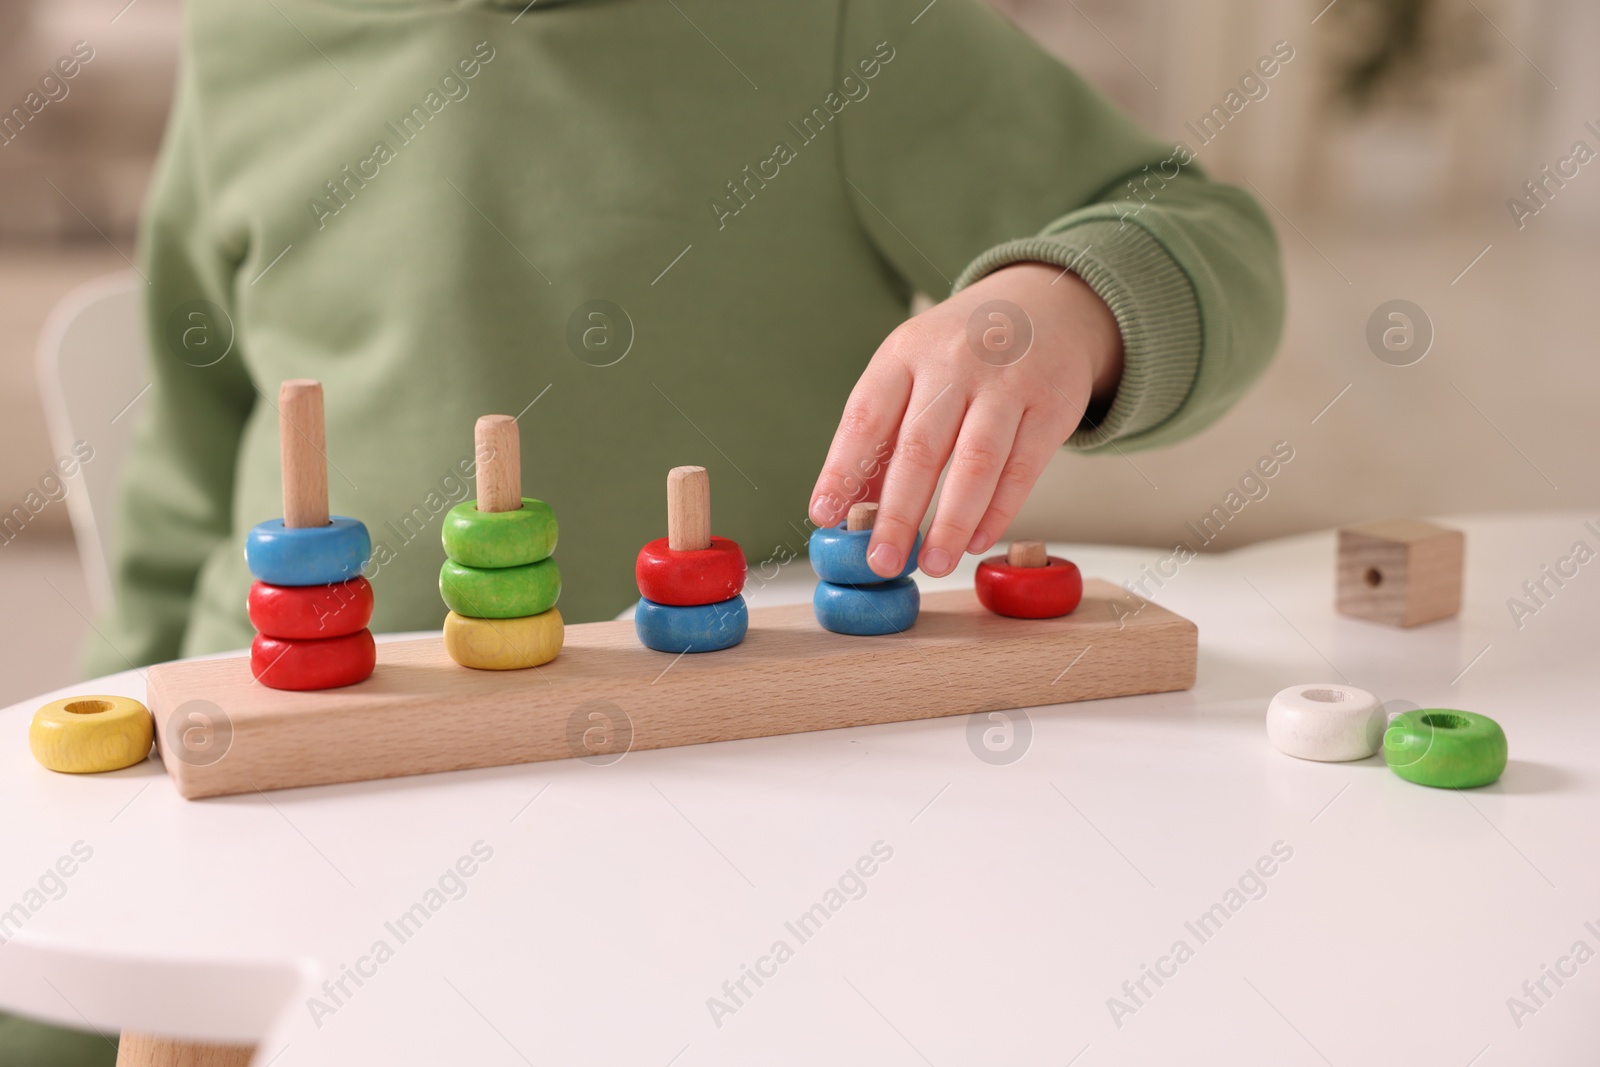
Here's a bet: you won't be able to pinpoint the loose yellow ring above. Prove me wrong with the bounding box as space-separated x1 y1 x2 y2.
30 695 154 774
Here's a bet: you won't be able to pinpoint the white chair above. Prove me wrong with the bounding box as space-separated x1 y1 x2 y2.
34 271 148 619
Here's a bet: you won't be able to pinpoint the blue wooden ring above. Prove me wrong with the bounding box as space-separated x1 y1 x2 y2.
245 517 371 587
635 595 748 653
813 577 919 635
808 524 922 585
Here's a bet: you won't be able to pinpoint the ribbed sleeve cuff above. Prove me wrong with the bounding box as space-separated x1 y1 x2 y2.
952 219 1203 450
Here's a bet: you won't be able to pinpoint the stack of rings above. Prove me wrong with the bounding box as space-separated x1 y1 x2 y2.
245 517 376 690
808 525 922 636
440 498 564 670
634 536 748 653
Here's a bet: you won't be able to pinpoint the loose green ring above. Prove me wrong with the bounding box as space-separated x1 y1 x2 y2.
441 498 557 569
439 558 561 619
1383 708 1507 789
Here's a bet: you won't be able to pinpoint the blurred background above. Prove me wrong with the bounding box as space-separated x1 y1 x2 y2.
2 0 1597 707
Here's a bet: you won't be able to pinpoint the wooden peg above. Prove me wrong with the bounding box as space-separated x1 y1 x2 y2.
846 502 878 532
667 466 711 551
115 1033 256 1067
1007 540 1047 568
475 415 521 514
279 380 328 529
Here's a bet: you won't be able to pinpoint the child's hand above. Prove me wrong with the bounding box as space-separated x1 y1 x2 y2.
808 262 1124 578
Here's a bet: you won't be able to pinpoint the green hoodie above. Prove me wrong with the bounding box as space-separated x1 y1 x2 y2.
85 0 1284 674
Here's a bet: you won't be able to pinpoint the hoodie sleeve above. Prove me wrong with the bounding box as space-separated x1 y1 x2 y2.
81 57 256 676
835 0 1285 451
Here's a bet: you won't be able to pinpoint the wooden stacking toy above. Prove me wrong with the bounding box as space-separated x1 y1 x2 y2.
440 415 563 670
809 502 920 635
634 466 748 653
244 381 376 690
974 539 1084 619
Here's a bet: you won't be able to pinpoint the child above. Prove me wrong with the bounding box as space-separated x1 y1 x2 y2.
84 0 1282 675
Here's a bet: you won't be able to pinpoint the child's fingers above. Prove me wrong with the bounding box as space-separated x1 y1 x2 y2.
868 381 966 578
917 401 1023 577
965 409 1069 555
809 361 913 527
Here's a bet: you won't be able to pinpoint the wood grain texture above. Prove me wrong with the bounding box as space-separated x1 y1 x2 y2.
277 380 327 529
116 1035 255 1067
148 581 1197 800
846 502 878 531
1336 519 1464 627
1008 540 1047 567
474 415 521 513
666 465 710 551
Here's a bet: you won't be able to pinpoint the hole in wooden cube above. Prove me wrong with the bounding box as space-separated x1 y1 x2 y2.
1337 518 1463 627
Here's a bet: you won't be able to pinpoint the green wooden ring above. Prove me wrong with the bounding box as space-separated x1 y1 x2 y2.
440 558 561 619
1383 708 1507 789
441 498 557 569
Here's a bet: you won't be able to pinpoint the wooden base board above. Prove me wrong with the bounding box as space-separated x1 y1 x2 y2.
147 581 1197 799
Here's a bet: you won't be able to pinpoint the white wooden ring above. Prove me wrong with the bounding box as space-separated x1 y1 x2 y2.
1266 684 1384 762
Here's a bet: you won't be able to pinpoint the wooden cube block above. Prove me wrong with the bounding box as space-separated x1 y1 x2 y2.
1336 519 1464 627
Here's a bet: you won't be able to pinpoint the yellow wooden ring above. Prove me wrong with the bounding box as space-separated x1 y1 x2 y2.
443 608 563 670
30 695 153 774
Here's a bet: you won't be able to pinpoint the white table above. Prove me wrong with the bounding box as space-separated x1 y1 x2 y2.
3 514 1596 1066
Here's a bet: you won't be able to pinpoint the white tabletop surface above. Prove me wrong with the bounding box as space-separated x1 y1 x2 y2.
2 513 1597 1066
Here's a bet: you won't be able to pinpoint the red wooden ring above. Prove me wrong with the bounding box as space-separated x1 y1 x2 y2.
635 536 747 606
251 630 376 691
248 578 373 640
975 557 1083 619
